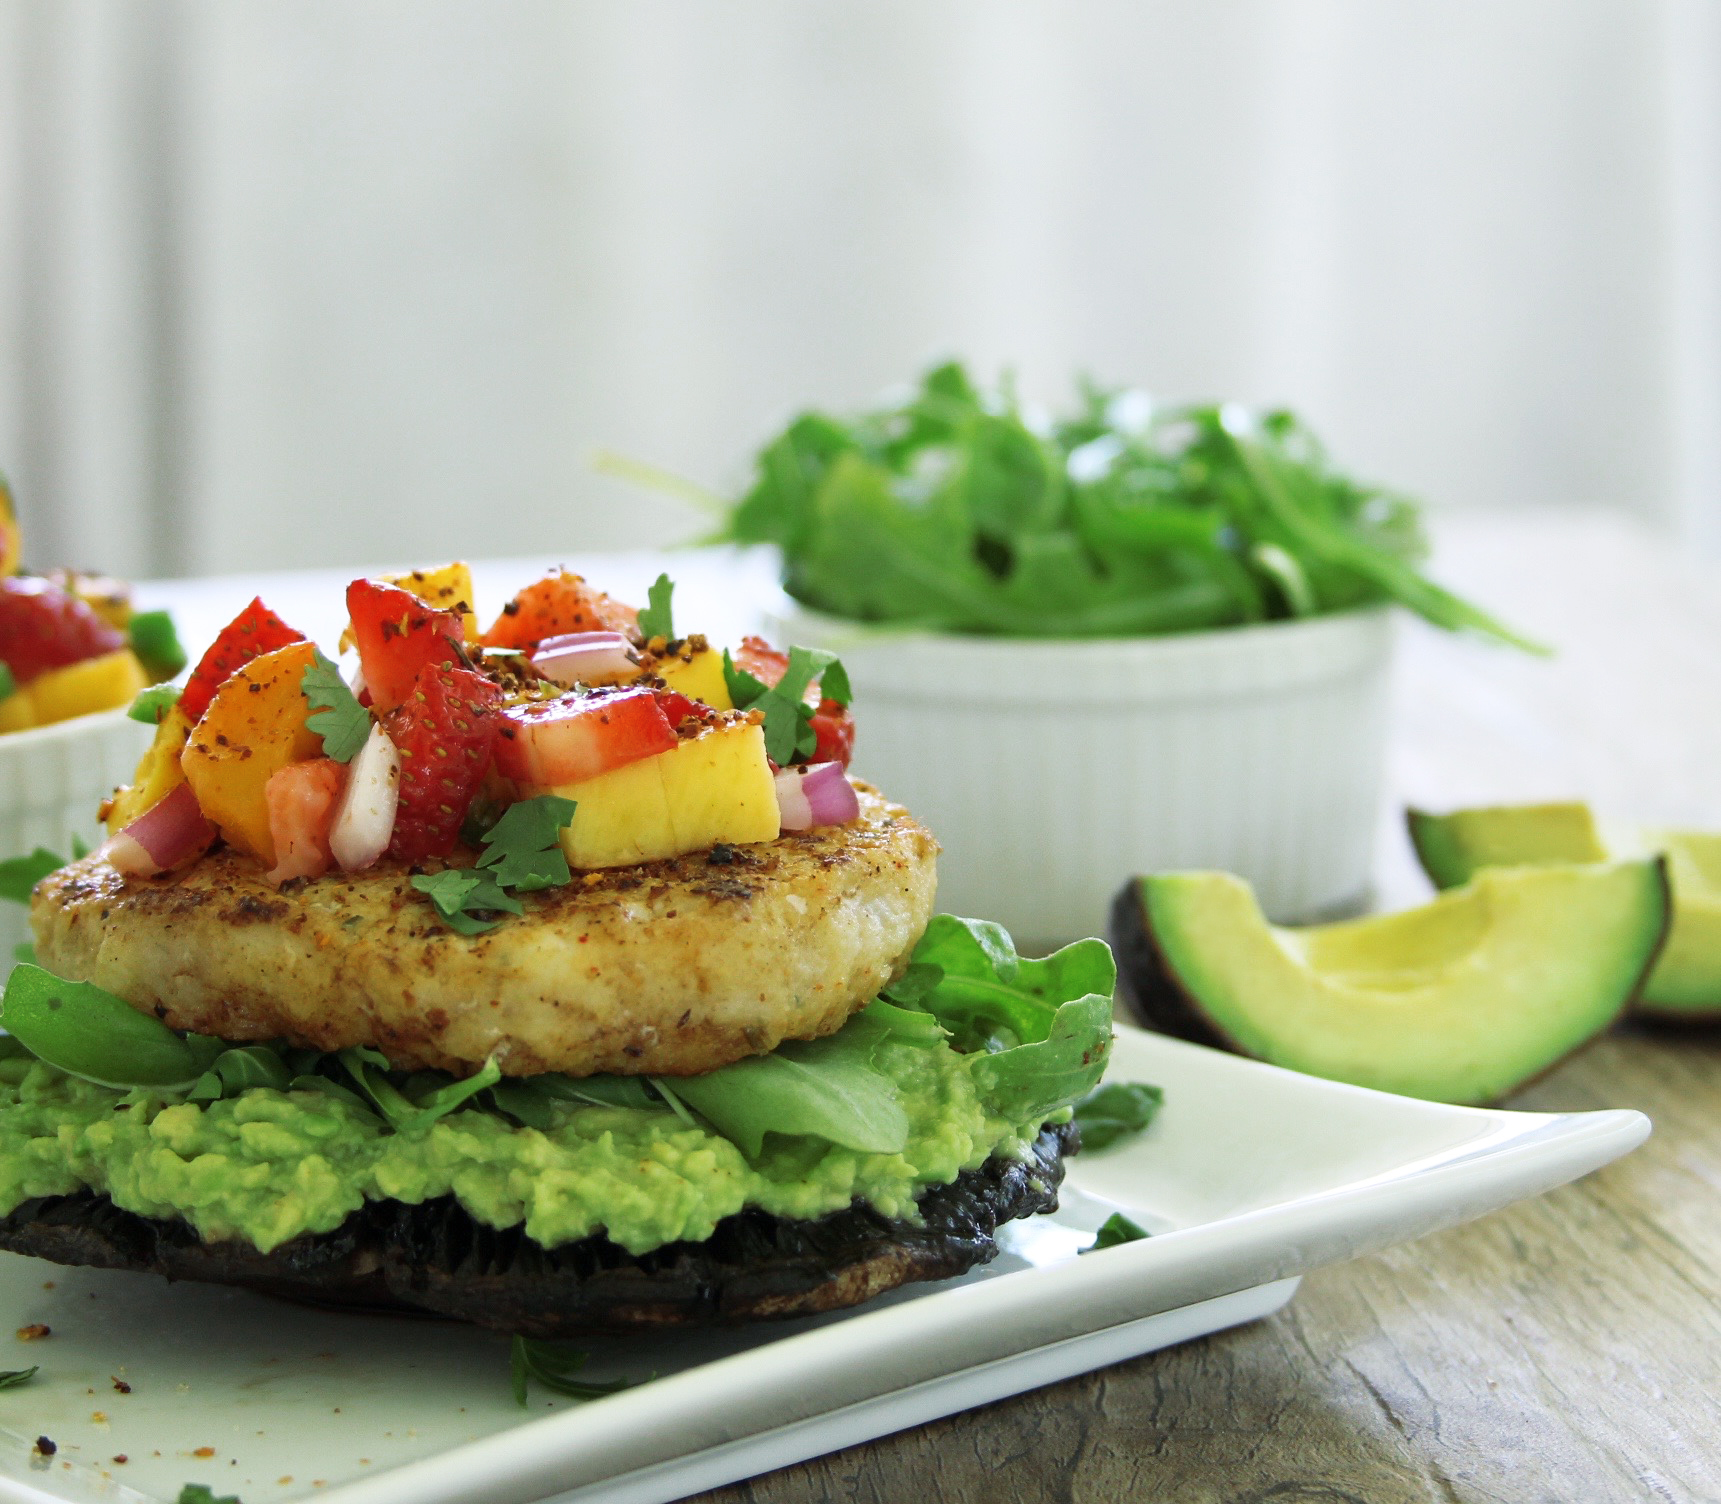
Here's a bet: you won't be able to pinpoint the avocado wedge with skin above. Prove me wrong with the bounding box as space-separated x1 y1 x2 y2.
1110 861 1670 1104
1409 804 1721 1020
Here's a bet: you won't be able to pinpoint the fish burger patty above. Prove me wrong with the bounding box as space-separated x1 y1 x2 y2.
30 785 937 1078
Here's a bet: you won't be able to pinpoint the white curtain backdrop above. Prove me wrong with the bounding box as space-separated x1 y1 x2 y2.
2 0 1719 579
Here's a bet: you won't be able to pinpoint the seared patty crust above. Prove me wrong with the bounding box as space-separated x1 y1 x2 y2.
31 784 938 1078
0 1124 1073 1335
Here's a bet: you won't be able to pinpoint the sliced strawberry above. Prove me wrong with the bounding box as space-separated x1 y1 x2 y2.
480 571 639 652
264 757 348 886
732 634 790 689
0 577 126 684
384 662 502 863
180 598 306 723
346 578 466 714
494 686 677 787
655 688 701 731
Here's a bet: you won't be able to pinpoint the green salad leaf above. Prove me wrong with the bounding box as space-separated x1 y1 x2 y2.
664 1026 908 1157
722 644 849 764
177 1486 243 1504
886 915 1116 1121
0 848 68 906
1083 1211 1151 1253
0 964 222 1089
1072 1080 1165 1150
706 362 1534 647
0 1366 38 1391
475 795 576 892
128 683 183 725
510 1337 636 1407
0 664 13 704
411 870 523 935
636 572 675 641
128 609 188 679
301 649 370 763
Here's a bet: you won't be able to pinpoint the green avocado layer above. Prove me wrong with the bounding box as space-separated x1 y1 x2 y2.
0 1037 1044 1257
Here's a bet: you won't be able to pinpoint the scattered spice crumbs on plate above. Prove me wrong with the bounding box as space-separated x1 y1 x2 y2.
16 1324 50 1340
33 1436 55 1457
194 1445 216 1457
113 1455 128 1464
112 1377 132 1393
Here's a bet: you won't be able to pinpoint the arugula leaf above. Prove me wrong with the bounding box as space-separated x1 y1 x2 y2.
0 664 13 704
0 848 68 906
338 1046 502 1133
636 572 675 641
300 649 370 763
13 942 35 966
0 963 223 1089
895 916 1115 1120
187 1045 293 1102
663 1027 908 1157
128 683 183 725
177 1486 243 1504
1082 1211 1151 1253
0 1366 38 1390
1071 1080 1164 1151
707 362 1528 647
411 870 523 935
128 609 188 678
510 1337 635 1407
475 795 575 892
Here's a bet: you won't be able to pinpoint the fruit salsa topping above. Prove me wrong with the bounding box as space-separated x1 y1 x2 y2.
101 567 858 933
0 478 186 732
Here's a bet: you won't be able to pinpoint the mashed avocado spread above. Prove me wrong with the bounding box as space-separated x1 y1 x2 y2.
0 1035 1044 1256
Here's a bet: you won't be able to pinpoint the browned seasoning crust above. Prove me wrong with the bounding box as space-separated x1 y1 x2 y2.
31 784 938 1078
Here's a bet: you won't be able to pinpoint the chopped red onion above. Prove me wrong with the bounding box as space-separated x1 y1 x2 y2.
329 723 401 872
774 761 860 831
101 782 215 877
531 631 638 687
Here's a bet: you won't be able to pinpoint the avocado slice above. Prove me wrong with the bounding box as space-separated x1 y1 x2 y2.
1408 804 1721 1020
1406 802 1607 888
1110 861 1670 1104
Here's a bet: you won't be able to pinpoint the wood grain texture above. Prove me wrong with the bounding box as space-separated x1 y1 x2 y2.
690 515 1721 1504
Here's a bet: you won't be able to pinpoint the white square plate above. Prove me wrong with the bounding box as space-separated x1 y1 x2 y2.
0 1025 1647 1504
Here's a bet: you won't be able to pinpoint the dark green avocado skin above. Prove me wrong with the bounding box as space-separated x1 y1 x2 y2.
1107 879 1231 1050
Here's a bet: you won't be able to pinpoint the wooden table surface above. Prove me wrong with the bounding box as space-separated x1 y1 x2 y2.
690 511 1721 1504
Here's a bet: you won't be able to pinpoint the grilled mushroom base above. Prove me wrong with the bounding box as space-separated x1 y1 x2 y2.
0 1123 1074 1336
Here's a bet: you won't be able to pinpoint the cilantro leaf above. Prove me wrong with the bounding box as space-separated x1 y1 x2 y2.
128 609 188 678
475 796 576 891
300 649 370 763
637 572 675 641
721 646 849 764
0 848 68 906
411 871 523 935
510 1337 636 1408
1082 1211 1151 1253
1071 1080 1164 1151
128 683 182 725
0 1366 38 1390
0 663 13 704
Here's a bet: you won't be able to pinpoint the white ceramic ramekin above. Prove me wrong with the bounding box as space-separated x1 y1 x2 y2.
0 708 153 961
768 604 1396 950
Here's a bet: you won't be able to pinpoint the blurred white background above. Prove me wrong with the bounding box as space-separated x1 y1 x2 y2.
1 0 1718 580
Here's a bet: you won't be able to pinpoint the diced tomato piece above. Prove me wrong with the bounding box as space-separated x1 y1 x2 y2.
181 598 306 723
0 577 125 684
808 700 855 768
346 578 466 714
384 662 502 863
494 686 676 787
264 758 347 885
480 571 639 652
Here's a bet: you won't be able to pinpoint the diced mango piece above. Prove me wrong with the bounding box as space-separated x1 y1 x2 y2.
26 649 148 727
0 475 19 577
181 640 323 864
544 718 777 869
107 704 195 833
550 752 677 870
655 642 732 710
0 690 32 733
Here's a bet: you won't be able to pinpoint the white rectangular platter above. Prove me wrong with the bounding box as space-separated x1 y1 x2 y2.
0 1024 1648 1504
